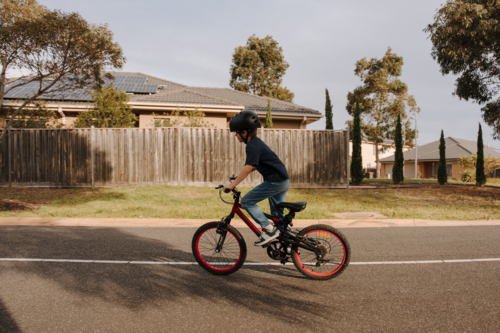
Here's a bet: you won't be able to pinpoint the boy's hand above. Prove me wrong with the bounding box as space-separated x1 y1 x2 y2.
223 184 234 193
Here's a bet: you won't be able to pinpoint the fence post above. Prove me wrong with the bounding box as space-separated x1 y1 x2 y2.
8 128 11 187
91 126 95 189
177 128 181 185
346 130 350 189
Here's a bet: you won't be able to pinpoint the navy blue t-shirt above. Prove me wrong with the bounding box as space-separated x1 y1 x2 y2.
245 137 289 182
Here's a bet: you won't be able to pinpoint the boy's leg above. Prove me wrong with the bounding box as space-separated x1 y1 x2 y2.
241 181 284 246
268 179 290 219
240 181 276 229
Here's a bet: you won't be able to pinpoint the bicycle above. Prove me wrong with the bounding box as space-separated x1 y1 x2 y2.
191 176 351 280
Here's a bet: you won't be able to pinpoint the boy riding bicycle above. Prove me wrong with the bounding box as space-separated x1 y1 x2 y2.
223 110 290 246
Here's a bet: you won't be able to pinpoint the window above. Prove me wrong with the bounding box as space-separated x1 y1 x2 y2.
447 164 452 177
154 118 171 127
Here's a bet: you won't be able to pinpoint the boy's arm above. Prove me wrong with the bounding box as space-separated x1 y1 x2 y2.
224 165 254 191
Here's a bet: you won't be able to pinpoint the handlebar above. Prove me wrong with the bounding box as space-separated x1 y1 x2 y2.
215 175 240 197
215 185 233 193
215 175 238 193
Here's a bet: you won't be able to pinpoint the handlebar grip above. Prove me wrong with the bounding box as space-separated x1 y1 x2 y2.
224 188 231 193
215 185 223 189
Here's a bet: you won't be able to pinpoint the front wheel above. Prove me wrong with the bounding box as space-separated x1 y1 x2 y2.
192 222 247 275
292 224 350 280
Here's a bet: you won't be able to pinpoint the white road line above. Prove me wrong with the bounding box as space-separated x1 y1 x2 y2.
0 258 499 265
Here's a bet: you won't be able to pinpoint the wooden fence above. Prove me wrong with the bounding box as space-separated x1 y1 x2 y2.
0 127 349 188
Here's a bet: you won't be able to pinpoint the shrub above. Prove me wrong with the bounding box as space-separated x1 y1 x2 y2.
461 169 476 183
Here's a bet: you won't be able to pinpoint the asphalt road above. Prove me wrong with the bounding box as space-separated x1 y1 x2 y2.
0 225 499 332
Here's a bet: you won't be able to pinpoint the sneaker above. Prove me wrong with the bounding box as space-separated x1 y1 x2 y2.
254 225 280 246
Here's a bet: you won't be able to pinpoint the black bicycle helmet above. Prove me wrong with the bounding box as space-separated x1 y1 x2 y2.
229 110 261 133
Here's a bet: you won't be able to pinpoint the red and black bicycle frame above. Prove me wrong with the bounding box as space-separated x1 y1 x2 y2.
219 193 320 255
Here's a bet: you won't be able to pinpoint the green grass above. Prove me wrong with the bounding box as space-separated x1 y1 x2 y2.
1 183 500 220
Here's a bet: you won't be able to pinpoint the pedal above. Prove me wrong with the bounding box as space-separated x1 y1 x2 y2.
280 258 290 265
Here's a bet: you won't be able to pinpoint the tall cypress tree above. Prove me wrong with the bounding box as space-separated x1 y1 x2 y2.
350 100 363 185
265 98 273 128
393 113 404 184
476 123 486 186
437 130 447 185
325 88 333 130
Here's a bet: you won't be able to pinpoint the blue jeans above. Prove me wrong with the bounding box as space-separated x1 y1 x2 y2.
240 179 290 229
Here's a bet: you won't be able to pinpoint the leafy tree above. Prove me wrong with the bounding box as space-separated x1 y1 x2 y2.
425 0 500 139
0 1 125 143
386 118 417 148
393 113 404 184
74 85 136 128
350 100 363 185
325 88 333 130
438 130 448 184
265 98 273 128
476 123 486 186
346 47 420 178
230 35 294 102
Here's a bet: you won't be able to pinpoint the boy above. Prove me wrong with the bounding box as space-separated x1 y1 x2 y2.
223 110 290 246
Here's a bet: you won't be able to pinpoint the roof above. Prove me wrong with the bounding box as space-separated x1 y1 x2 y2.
380 137 500 162
4 72 321 117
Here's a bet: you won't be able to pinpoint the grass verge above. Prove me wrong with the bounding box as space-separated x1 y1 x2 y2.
1 183 499 220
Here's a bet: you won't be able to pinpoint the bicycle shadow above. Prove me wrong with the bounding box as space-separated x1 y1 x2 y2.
0 226 344 327
0 298 20 333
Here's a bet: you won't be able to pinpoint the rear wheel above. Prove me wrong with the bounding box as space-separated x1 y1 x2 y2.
292 224 350 280
192 222 247 275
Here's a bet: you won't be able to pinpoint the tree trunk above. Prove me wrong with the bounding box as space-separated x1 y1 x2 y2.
375 143 380 178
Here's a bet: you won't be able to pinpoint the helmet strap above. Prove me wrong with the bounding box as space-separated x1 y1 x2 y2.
238 130 250 144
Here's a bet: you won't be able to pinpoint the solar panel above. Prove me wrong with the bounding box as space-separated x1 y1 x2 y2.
14 87 37 98
3 75 159 101
113 75 126 83
132 84 158 93
123 76 147 84
114 83 137 92
61 88 91 101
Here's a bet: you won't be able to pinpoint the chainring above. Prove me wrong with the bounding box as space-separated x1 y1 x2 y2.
266 241 287 260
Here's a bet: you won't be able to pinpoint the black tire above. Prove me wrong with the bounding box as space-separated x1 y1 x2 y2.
192 222 247 275
291 224 350 280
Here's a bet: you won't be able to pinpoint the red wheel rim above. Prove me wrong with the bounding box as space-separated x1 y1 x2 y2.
294 229 346 277
196 227 242 272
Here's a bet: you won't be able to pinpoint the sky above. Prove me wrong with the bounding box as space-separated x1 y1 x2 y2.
32 0 500 149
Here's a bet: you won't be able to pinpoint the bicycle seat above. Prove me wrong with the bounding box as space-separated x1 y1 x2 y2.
276 201 307 212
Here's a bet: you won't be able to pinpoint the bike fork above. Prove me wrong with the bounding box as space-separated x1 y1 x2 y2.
215 214 234 252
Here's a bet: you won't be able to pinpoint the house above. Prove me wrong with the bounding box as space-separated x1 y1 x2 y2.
1 72 322 129
349 137 411 175
379 137 500 179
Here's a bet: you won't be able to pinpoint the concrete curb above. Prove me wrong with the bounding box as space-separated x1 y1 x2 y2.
1 217 500 228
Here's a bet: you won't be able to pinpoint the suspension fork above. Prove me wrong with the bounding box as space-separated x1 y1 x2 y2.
215 213 234 252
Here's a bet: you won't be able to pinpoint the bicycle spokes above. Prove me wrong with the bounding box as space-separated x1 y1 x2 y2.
293 228 349 277
195 226 242 271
